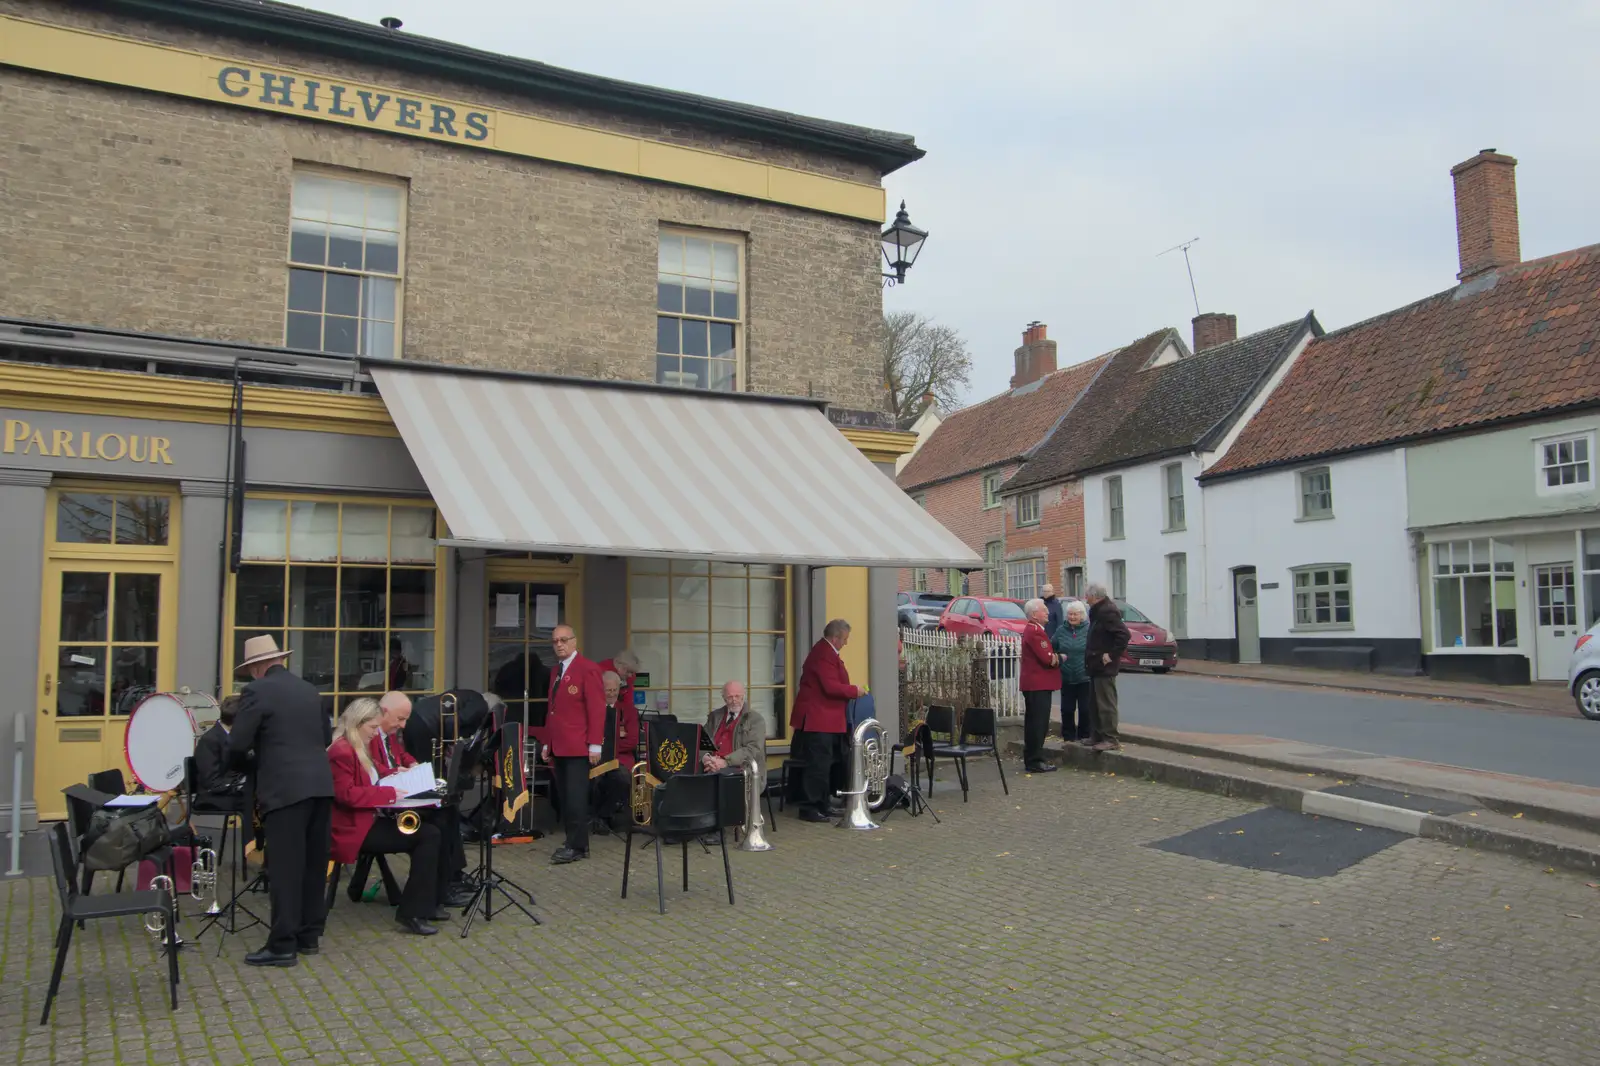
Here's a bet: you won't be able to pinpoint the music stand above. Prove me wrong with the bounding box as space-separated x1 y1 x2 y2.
192 783 266 952
458 725 541 937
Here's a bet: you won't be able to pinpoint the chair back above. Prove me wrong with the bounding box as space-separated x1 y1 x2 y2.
653 773 722 835
46 822 77 909
63 792 98 865
89 769 127 796
962 707 998 744
925 705 957 743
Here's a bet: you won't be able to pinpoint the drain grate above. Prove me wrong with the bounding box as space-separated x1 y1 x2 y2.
1147 807 1409 878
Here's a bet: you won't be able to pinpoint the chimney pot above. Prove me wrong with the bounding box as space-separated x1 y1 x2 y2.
1010 321 1058 388
1192 312 1237 353
1450 149 1520 281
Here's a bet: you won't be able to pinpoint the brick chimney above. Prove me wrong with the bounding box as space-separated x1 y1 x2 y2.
1010 322 1058 389
1451 149 1520 281
1192 312 1237 353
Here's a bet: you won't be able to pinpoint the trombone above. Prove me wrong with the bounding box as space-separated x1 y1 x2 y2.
431 691 459 779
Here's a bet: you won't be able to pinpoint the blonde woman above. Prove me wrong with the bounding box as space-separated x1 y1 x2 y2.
328 696 446 936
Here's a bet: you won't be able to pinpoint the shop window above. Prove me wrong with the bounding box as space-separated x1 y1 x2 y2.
1536 433 1593 494
1006 558 1046 601
286 169 405 358
1292 564 1353 630
1106 476 1124 539
1167 553 1188 638
627 560 788 737
657 229 744 391
1431 540 1515 648
232 498 439 716
55 492 170 547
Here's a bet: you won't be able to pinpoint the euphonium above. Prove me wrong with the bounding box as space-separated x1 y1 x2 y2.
431 691 459 779
735 759 772 852
396 809 422 835
836 718 887 831
630 760 656 826
190 846 220 916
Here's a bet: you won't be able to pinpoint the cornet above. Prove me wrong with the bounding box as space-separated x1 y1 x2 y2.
190 847 221 916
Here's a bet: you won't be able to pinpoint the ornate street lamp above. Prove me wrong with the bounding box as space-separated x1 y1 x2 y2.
881 200 927 286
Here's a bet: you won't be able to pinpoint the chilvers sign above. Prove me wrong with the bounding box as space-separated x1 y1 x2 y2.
3 419 174 464
215 66 492 145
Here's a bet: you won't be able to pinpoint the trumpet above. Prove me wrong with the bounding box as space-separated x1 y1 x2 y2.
431 691 459 779
190 847 220 915
144 873 176 939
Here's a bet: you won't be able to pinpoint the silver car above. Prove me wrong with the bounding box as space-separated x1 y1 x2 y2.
1571 619 1600 720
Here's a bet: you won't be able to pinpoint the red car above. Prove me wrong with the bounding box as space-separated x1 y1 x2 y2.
1116 600 1178 673
937 596 1031 637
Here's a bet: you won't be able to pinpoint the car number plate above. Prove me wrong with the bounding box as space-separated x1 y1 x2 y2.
1138 658 1164 667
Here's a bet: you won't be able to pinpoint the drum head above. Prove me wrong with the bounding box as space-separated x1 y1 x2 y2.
125 692 198 792
180 690 222 732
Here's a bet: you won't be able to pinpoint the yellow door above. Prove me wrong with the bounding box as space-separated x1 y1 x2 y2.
34 485 180 819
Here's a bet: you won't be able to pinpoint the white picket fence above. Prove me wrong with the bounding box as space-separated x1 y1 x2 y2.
899 626 1024 719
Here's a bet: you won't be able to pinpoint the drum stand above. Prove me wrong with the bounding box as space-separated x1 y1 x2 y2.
460 760 539 938
193 813 265 954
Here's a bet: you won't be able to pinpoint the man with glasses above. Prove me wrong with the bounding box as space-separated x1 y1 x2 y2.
539 624 605 864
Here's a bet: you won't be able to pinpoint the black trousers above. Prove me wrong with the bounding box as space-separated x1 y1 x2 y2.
1061 681 1096 741
361 818 445 920
554 756 591 853
262 797 331 954
1022 689 1054 764
422 806 466 882
589 767 627 828
797 730 845 812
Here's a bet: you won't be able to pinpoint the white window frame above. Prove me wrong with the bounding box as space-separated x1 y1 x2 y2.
1581 528 1600 629
912 568 928 593
1534 431 1594 496
1016 492 1041 527
1163 463 1186 532
1429 540 1517 651
1298 466 1334 520
657 227 746 392
285 167 406 359
984 541 1003 595
1167 552 1188 638
981 472 1003 510
1291 563 1354 632
1006 558 1047 602
1106 476 1124 540
1064 564 1085 598
946 568 965 596
1108 559 1126 600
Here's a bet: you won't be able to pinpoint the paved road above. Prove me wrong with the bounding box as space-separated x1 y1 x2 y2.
5 762 1598 1064
1110 672 1600 788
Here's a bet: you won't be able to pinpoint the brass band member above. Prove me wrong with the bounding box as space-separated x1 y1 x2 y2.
372 691 469 906
328 697 450 936
195 694 247 802
588 671 629 835
702 681 765 773
541 624 605 865
789 619 862 823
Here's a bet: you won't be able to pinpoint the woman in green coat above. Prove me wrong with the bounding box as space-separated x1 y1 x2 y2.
1051 600 1096 743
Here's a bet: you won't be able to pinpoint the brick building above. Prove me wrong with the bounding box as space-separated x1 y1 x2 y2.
0 0 975 822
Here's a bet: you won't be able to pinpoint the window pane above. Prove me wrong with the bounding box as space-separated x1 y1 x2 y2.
324 315 358 355
287 566 338 627
110 647 157 716
1333 568 1349 585
751 633 785 688
289 501 339 561
60 572 110 643
288 268 324 312
363 276 398 321
57 494 114 544
365 185 403 231
657 233 683 273
670 632 710 686
289 219 327 265
709 322 735 358
1494 576 1518 646
679 357 707 389
708 359 737 392
684 279 712 317
236 565 286 628
747 685 781 738
390 569 435 629
112 573 161 643
632 632 669 686
289 629 337 694
711 577 748 630
749 578 785 631
341 566 388 628
114 496 169 546
656 317 679 354
391 507 436 563
711 632 749 688
286 311 322 351
658 278 683 313
242 499 289 560
712 242 738 280
681 319 709 357
390 631 433 691
340 629 388 692
56 646 106 718
671 573 709 629
362 320 395 359
340 504 388 562
292 173 334 219
327 224 364 269
685 238 712 278
365 230 400 274
713 281 738 320
1436 579 1464 647
630 575 670 630
325 272 360 317
1462 576 1493 647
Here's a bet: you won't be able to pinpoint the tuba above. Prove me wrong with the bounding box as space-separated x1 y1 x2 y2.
837 718 888 831
431 691 460 779
190 846 220 916
735 759 772 852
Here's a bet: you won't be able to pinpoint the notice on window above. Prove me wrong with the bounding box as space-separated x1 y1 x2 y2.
494 593 520 630
534 594 560 629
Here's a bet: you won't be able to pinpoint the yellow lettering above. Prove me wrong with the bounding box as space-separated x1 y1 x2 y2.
95 433 127 461
81 431 91 457
51 429 76 458
128 436 148 462
2 419 28 454
150 437 173 465
24 430 48 456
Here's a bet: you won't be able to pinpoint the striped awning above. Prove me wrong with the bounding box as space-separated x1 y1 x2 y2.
370 366 979 569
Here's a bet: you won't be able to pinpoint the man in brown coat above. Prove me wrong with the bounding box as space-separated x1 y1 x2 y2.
1083 584 1131 751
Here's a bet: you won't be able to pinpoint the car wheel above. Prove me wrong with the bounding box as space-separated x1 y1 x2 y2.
1152 666 1170 674
1577 671 1600 721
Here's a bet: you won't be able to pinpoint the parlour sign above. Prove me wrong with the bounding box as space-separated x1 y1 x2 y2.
3 419 173 465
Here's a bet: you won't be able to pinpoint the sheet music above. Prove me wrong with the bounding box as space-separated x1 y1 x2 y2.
379 763 437 799
104 794 159 808
386 796 442 809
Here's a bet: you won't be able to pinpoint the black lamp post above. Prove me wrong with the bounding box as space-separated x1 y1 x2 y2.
881 200 928 286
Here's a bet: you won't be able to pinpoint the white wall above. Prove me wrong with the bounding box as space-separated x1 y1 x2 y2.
1083 454 1206 635
1197 448 1419 643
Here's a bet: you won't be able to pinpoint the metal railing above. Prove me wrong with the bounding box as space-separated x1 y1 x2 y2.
899 627 1023 721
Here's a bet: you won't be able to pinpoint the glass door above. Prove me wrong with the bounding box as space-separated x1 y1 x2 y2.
486 580 572 728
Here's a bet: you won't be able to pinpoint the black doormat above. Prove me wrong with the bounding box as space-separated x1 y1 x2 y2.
1319 783 1476 816
1146 807 1408 878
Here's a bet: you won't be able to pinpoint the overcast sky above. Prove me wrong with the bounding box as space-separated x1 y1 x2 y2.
307 0 1600 404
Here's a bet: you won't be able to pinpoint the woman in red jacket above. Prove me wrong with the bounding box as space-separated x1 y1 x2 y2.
328 696 448 936
1019 598 1061 774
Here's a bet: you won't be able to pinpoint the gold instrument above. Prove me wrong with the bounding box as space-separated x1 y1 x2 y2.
630 761 661 826
431 691 460 779
189 846 220 915
395 809 422 835
144 873 176 939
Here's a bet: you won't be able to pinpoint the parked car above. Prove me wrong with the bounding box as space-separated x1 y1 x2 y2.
1570 619 1600 720
899 592 953 629
1116 600 1179 673
937 596 1031 638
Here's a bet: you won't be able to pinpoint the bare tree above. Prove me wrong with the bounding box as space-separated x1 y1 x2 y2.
883 310 972 430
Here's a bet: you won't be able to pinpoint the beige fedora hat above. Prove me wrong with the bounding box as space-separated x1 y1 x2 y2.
235 634 291 678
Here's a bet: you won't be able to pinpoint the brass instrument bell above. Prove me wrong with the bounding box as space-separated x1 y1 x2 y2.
396 809 422 835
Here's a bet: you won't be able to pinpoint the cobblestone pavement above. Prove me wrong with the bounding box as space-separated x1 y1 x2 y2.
4 760 1598 1065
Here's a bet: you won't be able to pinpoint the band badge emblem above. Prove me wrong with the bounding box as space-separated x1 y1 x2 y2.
657 738 689 774
567 684 579 695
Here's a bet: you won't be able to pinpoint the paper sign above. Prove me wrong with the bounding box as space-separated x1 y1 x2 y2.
534 594 560 629
495 593 520 630
69 654 96 666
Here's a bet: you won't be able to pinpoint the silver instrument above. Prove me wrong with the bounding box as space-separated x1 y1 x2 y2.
736 759 772 852
837 718 888 831
144 873 175 938
189 846 220 915
431 691 460 779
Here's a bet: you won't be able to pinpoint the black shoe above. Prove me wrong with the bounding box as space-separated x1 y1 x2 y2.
590 820 612 836
825 805 846 817
798 808 831 823
1026 762 1058 773
426 907 452 921
245 947 298 967
550 846 588 864
296 940 320 956
442 888 473 908
396 917 439 936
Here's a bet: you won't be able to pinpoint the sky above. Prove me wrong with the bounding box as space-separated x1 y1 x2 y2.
303 0 1600 405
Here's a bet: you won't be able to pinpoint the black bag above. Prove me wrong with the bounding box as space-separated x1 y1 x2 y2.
82 806 171 871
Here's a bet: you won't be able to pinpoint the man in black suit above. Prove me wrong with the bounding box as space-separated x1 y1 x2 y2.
195 694 247 802
228 634 335 967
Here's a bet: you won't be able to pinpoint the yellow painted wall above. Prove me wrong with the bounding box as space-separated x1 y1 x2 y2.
825 566 871 685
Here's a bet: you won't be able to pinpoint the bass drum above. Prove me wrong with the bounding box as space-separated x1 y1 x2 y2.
125 692 203 793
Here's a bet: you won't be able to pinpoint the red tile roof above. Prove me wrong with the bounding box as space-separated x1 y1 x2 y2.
896 353 1110 491
1205 244 1600 479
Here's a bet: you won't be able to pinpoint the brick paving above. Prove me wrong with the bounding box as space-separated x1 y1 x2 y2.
4 760 1598 1064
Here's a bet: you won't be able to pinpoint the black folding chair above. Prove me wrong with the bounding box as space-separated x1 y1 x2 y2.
88 769 128 798
927 706 1008 803
620 774 735 915
41 822 179 1025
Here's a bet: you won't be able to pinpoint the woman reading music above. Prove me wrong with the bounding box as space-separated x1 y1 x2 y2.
328 697 450 936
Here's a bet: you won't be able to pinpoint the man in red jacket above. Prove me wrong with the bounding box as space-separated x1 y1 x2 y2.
1019 599 1061 773
789 618 862 823
596 648 641 768
542 624 606 863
